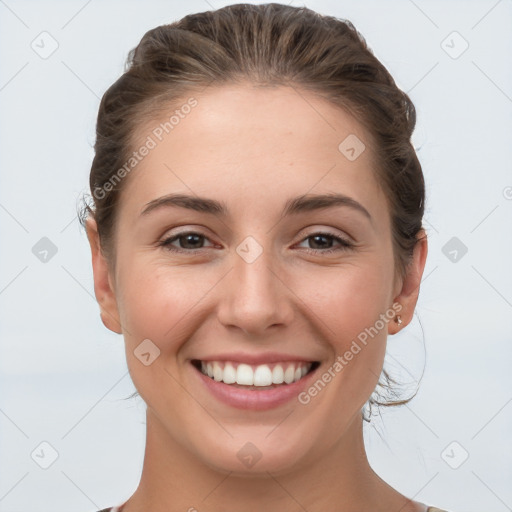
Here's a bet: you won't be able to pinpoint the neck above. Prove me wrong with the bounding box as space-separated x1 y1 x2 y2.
121 407 422 512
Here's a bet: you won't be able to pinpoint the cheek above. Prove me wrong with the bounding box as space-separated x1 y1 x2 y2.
296 261 392 345
114 260 213 410
293 264 390 403
115 259 216 348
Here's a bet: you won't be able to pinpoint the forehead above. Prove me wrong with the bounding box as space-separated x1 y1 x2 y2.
120 83 387 223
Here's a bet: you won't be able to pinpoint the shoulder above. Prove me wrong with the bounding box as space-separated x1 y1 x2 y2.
95 505 126 512
95 506 451 512
95 503 125 512
94 505 453 512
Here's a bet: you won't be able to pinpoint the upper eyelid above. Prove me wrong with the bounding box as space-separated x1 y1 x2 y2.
161 223 352 238
295 225 354 244
159 227 216 244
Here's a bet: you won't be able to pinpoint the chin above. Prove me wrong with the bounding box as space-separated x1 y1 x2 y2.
190 428 316 477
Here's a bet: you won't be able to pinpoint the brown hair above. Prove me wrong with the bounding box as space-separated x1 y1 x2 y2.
80 2 426 417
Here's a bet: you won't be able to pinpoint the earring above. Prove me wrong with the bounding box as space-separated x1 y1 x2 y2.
394 315 402 325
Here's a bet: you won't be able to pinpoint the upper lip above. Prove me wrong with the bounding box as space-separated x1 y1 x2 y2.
191 352 319 365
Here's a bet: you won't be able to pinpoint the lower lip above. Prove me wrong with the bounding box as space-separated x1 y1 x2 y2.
192 362 319 411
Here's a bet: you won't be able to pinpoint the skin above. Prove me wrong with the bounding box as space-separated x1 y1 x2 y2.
86 83 428 512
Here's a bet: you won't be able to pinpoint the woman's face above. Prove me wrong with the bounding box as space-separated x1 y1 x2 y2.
88 83 426 475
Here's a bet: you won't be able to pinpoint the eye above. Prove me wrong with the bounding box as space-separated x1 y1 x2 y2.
296 231 354 254
158 231 216 253
157 230 354 255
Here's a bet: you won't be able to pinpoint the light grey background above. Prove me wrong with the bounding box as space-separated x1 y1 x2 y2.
1 1 511 511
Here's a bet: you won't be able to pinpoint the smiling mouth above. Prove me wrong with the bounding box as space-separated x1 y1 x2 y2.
191 359 320 389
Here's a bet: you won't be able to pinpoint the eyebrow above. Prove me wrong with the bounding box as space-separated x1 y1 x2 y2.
140 192 372 222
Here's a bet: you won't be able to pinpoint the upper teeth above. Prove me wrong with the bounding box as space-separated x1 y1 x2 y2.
200 361 312 386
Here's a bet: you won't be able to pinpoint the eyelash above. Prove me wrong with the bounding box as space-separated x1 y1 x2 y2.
157 230 354 255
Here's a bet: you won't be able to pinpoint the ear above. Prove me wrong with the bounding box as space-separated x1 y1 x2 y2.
388 229 428 335
85 217 122 334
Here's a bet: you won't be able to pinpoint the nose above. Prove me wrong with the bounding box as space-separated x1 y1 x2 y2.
216 245 294 336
